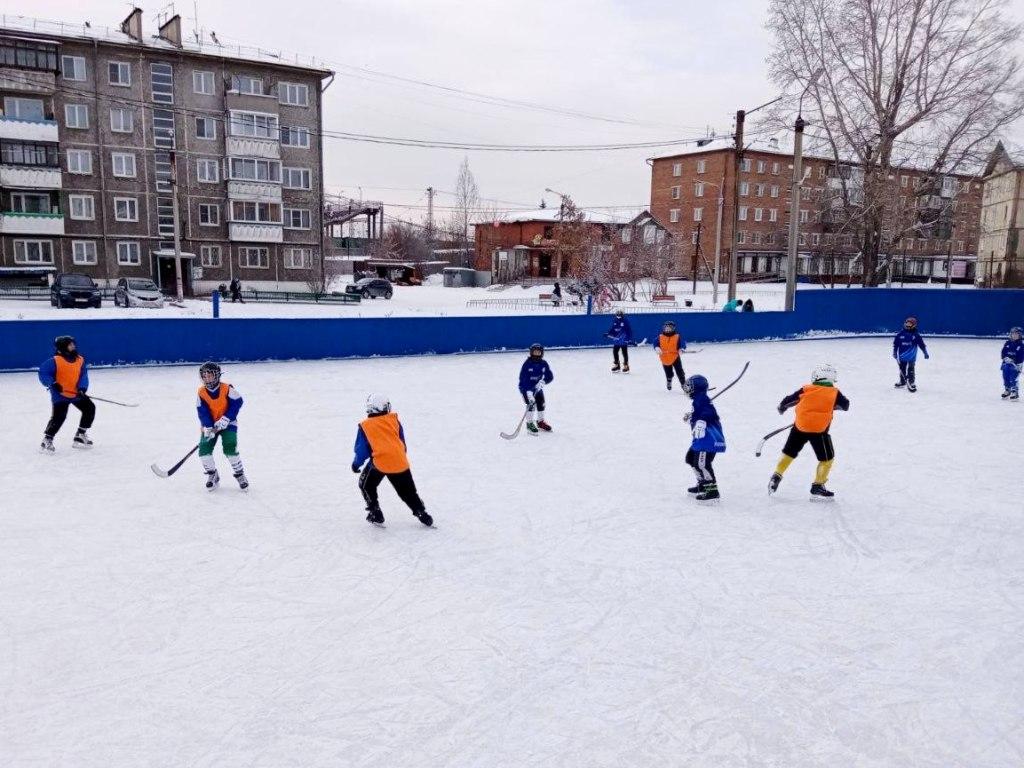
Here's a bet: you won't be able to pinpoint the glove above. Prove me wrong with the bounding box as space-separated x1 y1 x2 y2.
1004 357 1014 365
49 382 62 394
534 381 544 393
892 351 898 359
214 416 230 431
77 388 88 397
924 352 930 359
351 463 361 473
683 411 692 422
526 390 536 405
692 420 707 440
202 427 216 440
777 405 786 415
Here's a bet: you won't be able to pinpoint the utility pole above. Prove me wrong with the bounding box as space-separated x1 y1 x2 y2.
712 173 725 306
169 150 184 301
692 221 702 294
945 223 955 289
425 186 435 247
728 109 744 302
784 115 806 312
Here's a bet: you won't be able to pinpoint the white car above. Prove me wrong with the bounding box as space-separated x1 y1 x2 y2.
114 277 165 308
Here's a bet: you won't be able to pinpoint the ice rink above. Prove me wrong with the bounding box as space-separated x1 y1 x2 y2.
1 338 1021 767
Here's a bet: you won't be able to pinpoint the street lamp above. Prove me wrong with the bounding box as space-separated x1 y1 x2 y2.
696 178 726 304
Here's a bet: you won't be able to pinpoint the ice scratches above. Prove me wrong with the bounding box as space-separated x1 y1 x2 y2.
828 504 878 560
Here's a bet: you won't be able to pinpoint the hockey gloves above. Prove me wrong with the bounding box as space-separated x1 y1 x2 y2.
214 416 231 431
692 420 707 439
924 351 930 359
351 463 361 473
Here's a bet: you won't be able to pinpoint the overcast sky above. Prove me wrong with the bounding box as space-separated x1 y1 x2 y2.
13 0 1024 227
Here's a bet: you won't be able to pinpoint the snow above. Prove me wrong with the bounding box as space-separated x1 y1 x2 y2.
1 338 1020 766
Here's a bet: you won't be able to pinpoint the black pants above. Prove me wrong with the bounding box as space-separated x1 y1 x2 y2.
521 389 546 415
613 345 629 365
685 449 716 482
898 359 916 384
359 463 425 513
230 290 243 303
45 398 95 438
782 428 834 461
663 359 685 383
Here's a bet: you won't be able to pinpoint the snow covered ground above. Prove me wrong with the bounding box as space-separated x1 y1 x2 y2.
1 338 1020 767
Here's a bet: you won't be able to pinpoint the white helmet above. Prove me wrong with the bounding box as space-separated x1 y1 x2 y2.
366 393 391 414
812 363 837 384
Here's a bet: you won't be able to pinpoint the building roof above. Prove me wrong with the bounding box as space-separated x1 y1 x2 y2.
982 141 1023 178
0 14 333 76
491 208 632 225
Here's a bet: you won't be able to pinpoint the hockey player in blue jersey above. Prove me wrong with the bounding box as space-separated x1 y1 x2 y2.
1001 326 1023 400
893 316 929 392
519 343 554 435
683 374 726 502
606 309 633 373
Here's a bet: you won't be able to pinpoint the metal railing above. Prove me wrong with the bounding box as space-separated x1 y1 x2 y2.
228 289 361 304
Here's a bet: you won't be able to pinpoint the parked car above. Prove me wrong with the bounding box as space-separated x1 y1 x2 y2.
50 273 102 308
114 277 165 308
345 277 394 299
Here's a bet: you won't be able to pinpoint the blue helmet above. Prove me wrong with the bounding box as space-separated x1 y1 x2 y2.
684 375 709 396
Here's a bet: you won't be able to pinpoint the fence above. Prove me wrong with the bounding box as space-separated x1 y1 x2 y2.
232 289 360 305
0 286 117 301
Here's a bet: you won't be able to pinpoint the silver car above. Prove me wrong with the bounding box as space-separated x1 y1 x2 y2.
114 277 165 308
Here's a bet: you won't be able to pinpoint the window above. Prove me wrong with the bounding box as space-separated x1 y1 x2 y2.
755 183 765 197
693 207 703 222
811 233 821 246
151 63 174 104
199 203 220 226
956 240 964 252
754 207 763 222
769 208 778 222
72 240 97 265
239 246 270 268
232 75 264 95
620 228 631 244
230 201 282 223
756 160 766 173
2 141 58 167
69 194 95 220
670 186 681 200
283 166 311 189
229 158 281 182
195 116 216 140
672 162 682 177
669 208 680 223
691 231 699 245
111 152 137 178
65 104 89 129
770 185 779 198
817 166 826 179
61 55 86 81
901 175 909 188
740 182 749 196
108 61 131 86
193 70 215 95
0 40 59 72
116 241 141 265
197 159 219 183
696 159 706 174
280 126 310 148
765 232 775 245
279 82 309 106
200 245 222 267
772 162 780 175
10 192 52 213
153 109 175 149
799 210 809 223
109 107 133 133
4 96 45 121
741 159 752 172
737 231 746 244
157 196 174 237
799 233 807 246
738 206 748 221
284 208 311 229
67 149 92 174
228 110 279 139
285 247 312 269
13 239 54 264
114 197 138 222
694 182 704 198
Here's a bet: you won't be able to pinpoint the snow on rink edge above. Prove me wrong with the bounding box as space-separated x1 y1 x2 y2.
0 338 1020 767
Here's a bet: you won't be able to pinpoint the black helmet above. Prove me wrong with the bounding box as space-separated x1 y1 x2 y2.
904 316 918 330
662 320 677 334
614 309 624 318
683 374 709 397
54 335 76 355
529 343 544 359
199 361 222 389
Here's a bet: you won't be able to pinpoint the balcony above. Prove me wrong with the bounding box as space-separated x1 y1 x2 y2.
0 68 56 94
0 211 65 235
0 165 61 189
229 222 283 243
226 136 280 159
0 115 59 142
227 180 282 202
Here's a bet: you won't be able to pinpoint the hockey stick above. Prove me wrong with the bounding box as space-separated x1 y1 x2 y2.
87 395 139 408
709 361 750 402
755 423 793 457
680 349 702 354
151 433 218 478
500 408 529 440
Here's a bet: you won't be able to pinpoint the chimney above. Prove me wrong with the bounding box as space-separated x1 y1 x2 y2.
769 137 780 150
120 7 143 42
158 14 183 47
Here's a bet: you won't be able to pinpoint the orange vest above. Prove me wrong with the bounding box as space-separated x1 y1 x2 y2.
360 412 410 473
197 382 230 422
794 384 839 433
658 333 681 365
54 355 84 398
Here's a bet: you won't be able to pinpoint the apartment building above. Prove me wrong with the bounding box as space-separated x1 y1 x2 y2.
0 10 332 294
649 137 983 284
978 141 1024 287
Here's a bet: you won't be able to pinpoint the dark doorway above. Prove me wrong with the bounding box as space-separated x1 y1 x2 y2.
156 256 193 297
538 254 552 278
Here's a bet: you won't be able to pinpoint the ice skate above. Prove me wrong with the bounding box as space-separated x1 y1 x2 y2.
622 364 630 373
687 483 702 494
204 469 220 491
366 505 385 526
666 379 672 391
40 436 55 454
894 380 906 388
611 363 621 373
537 419 552 432
768 472 782 495
1011 389 1020 401
414 509 434 527
810 483 835 500
72 429 93 449
233 470 249 491
907 383 917 392
696 483 720 502
1002 389 1011 399
526 422 539 435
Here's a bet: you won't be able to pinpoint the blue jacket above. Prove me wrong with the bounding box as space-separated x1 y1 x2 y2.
722 299 741 312
606 316 633 345
196 384 244 431
519 358 554 394
353 419 406 469
38 355 89 404
893 329 928 362
689 392 726 453
1001 339 1024 365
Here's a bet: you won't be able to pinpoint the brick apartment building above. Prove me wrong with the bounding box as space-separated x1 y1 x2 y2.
649 137 983 284
978 141 1024 287
0 10 332 294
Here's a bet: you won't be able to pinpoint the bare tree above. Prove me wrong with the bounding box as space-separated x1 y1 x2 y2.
551 196 608 294
767 0 1024 284
446 157 480 268
384 221 432 263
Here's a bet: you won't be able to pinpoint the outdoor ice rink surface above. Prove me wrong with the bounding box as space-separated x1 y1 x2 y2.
1 338 1021 767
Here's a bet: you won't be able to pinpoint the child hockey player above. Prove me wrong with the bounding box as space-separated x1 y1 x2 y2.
683 375 726 501
606 309 633 372
196 361 248 491
768 363 850 499
38 335 94 453
352 394 432 527
1001 326 1024 400
656 320 687 390
893 316 929 392
518 343 554 435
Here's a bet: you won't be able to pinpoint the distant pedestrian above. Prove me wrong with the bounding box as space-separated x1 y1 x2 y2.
229 277 244 304
742 298 754 312
552 281 562 306
722 298 740 312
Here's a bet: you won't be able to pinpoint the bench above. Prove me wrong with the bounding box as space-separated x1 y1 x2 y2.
652 294 678 307
539 293 562 305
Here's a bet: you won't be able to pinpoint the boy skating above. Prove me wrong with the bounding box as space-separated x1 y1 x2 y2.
196 361 248 491
893 316 929 392
38 335 95 453
656 320 687 390
1001 326 1024 400
683 375 726 501
352 394 432 527
519 343 554 435
768 363 850 499
606 309 633 372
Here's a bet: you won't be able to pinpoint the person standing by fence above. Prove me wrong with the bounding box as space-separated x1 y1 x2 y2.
606 309 633 373
229 277 244 303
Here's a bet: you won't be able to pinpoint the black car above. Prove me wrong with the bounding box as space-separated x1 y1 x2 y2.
346 277 394 299
50 273 102 308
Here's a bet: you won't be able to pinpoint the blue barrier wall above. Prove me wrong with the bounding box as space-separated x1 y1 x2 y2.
1 288 1021 371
